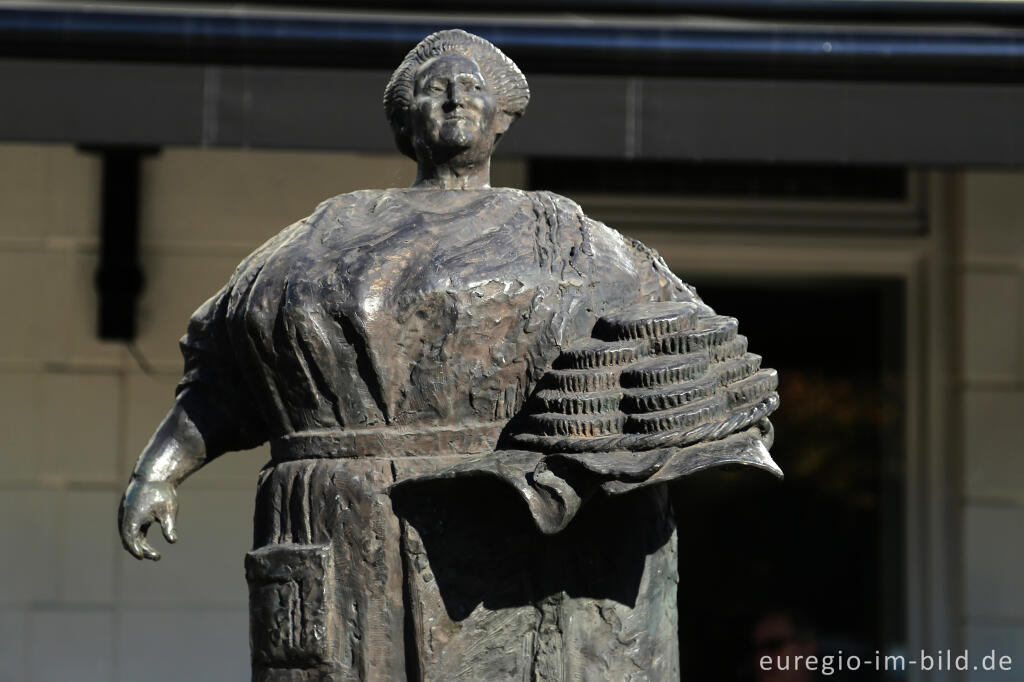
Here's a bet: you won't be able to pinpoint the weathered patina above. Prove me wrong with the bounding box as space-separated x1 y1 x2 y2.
118 29 780 681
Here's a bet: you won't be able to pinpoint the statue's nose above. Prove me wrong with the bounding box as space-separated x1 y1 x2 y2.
444 84 466 110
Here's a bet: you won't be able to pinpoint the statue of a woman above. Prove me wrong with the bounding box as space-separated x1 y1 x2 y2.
118 30 780 681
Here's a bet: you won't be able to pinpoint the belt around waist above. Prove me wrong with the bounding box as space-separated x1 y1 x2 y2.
269 422 506 461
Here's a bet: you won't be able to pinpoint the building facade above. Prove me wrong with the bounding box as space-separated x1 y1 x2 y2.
2 3 1024 680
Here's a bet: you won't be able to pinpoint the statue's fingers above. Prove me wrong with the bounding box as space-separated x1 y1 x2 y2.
157 508 178 544
136 523 162 561
138 541 161 561
127 536 146 560
120 512 145 559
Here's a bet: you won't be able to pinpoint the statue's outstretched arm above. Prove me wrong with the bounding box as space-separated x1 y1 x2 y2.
117 389 215 561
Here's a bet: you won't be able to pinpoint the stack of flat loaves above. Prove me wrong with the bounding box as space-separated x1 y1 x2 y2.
511 301 779 454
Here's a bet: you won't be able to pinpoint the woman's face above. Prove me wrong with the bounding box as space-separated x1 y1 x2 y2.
409 53 499 164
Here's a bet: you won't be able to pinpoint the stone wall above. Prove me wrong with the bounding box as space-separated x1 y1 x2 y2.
961 172 1024 680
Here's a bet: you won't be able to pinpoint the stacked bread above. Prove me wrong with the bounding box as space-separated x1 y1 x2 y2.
511 301 778 454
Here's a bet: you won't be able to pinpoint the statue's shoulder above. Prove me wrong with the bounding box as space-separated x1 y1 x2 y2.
522 189 636 253
523 190 621 238
265 188 390 244
520 189 706 306
225 189 386 282
304 188 388 224
520 189 585 216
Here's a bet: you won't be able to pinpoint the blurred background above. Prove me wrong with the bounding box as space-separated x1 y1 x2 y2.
1 1 1023 680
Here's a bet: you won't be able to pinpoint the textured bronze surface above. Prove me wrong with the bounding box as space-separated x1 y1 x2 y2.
509 300 778 458
117 28 781 681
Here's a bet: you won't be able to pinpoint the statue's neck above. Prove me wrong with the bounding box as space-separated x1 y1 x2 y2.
413 159 491 190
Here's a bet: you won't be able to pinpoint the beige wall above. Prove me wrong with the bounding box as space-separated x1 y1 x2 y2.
0 144 535 681
960 172 1024 679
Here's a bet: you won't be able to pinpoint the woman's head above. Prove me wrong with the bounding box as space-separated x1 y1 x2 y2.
384 30 530 162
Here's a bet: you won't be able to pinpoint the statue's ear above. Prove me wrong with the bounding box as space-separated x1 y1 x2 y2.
392 110 418 160
494 111 514 137
395 109 410 137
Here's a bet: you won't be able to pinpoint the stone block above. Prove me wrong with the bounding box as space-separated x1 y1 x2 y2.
965 391 1024 502
117 608 249 682
0 250 123 366
140 148 410 248
0 608 28 682
964 172 1024 259
963 270 1021 383
0 144 100 242
59 490 118 603
29 609 114 682
0 252 59 363
0 490 58 605
38 373 120 482
965 505 1024 620
965 622 1024 681
0 371 44 482
0 371 121 484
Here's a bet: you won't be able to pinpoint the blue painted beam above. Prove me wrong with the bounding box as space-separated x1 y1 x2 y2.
0 4 1023 82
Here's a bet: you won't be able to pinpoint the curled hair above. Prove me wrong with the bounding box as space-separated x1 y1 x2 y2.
383 29 530 159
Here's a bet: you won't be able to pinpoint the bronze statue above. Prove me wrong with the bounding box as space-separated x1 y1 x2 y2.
118 29 781 681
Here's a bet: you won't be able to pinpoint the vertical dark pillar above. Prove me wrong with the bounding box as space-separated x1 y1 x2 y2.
86 146 158 340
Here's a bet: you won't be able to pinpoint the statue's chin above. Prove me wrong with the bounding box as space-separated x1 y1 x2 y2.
438 126 476 151
414 122 494 166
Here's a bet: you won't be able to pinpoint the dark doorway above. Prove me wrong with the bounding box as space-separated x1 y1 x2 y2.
673 277 906 681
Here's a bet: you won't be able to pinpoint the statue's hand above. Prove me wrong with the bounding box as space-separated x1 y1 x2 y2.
118 477 179 561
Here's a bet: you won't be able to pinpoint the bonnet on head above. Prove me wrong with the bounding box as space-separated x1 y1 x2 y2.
383 29 530 159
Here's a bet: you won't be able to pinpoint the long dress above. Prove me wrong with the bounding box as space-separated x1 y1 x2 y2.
177 187 777 681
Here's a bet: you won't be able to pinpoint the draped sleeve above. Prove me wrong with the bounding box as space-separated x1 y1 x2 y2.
538 190 713 313
625 234 714 313
172 213 315 454
175 281 268 454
